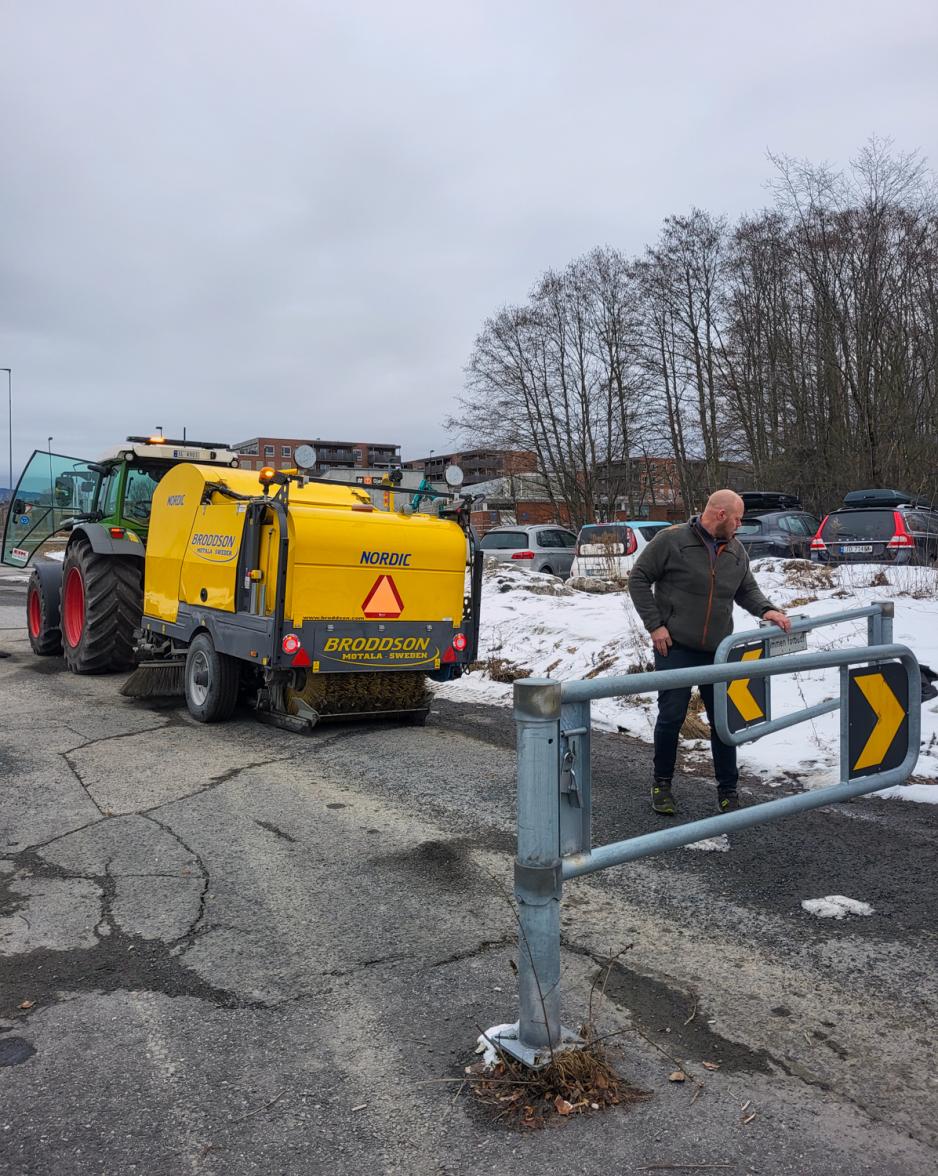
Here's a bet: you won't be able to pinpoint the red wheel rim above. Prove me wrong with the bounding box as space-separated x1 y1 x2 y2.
28 589 42 638
63 567 85 648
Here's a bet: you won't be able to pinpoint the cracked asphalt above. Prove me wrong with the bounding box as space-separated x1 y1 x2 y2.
2 568 938 1174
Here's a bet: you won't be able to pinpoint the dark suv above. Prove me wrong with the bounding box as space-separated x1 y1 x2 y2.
810 490 938 566
735 492 820 560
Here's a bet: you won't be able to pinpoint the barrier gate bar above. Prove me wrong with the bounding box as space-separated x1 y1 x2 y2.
501 603 920 1067
712 603 894 747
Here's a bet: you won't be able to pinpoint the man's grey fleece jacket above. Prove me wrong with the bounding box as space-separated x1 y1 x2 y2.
628 522 778 653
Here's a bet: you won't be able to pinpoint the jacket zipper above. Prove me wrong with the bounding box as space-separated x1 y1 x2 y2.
700 542 726 646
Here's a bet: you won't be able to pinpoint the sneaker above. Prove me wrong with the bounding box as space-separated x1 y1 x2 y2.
718 793 740 813
651 779 676 815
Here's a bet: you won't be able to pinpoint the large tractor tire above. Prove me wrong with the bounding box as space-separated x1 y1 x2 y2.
60 539 143 674
27 569 63 656
184 632 240 723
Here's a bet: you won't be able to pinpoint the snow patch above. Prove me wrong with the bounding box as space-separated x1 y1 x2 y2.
801 895 875 919
436 561 938 802
872 782 938 805
683 835 730 853
476 1022 519 1067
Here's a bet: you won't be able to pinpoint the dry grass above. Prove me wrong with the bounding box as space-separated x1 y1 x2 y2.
680 692 710 740
466 1031 650 1129
583 642 620 679
567 575 626 594
782 560 834 591
473 655 531 684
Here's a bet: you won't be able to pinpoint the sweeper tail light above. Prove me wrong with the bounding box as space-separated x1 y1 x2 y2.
452 633 467 652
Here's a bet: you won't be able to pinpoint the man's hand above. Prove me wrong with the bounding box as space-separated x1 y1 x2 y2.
650 625 672 656
763 609 791 633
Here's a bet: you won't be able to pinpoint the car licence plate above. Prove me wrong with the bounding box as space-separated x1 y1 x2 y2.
840 544 874 554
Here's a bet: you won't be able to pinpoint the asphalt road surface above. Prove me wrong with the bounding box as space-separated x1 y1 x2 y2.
2 567 937 1175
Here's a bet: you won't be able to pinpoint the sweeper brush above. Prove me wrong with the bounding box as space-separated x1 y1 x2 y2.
287 670 430 719
120 660 185 699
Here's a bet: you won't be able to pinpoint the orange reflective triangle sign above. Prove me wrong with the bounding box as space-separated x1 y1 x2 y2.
362 574 404 619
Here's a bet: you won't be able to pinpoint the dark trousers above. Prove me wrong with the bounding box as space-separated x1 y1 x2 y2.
653 642 738 793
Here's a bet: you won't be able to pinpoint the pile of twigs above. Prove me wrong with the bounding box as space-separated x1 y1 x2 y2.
466 1032 649 1129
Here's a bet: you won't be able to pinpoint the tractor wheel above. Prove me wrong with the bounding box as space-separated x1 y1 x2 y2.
27 570 63 656
60 540 143 674
184 633 240 723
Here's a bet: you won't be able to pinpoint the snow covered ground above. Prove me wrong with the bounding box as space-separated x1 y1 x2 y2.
436 557 938 805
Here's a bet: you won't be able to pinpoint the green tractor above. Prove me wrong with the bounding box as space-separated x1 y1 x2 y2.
2 436 240 673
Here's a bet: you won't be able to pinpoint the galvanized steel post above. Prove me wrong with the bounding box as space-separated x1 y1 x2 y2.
512 677 564 1060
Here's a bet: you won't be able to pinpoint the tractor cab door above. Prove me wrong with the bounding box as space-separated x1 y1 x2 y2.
1 450 102 567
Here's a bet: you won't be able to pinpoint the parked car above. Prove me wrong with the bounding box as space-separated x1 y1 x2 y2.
810 489 938 566
478 524 578 577
735 492 820 561
569 520 672 579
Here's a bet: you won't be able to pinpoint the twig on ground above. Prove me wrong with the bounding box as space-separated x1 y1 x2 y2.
587 943 635 1028
228 1088 288 1125
631 1024 705 1100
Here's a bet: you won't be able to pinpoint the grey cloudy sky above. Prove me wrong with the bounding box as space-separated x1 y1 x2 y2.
2 0 936 481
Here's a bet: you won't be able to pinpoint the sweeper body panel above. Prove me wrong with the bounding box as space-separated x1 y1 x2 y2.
132 461 480 727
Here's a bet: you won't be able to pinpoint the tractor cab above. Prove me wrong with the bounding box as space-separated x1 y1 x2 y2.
2 436 239 568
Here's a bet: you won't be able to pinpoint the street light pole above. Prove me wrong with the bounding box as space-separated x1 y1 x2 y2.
1 368 10 496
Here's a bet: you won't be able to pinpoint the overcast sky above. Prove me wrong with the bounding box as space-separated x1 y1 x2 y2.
2 0 936 483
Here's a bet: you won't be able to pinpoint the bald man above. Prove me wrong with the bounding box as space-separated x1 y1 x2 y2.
628 490 791 815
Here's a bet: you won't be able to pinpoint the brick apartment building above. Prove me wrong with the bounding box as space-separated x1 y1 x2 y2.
232 437 401 474
402 448 536 486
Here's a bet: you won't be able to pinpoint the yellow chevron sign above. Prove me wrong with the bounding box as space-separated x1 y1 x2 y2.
727 647 765 724
850 668 908 774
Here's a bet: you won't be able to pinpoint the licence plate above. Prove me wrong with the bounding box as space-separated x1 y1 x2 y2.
840 544 873 554
767 631 808 657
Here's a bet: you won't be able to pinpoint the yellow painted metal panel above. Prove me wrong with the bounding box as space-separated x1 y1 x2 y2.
144 464 205 622
178 498 245 612
143 463 468 632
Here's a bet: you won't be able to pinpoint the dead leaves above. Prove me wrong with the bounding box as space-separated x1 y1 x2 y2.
668 1070 686 1083
466 1041 650 1130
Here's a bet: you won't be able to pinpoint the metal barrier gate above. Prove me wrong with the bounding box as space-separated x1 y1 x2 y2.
497 602 920 1066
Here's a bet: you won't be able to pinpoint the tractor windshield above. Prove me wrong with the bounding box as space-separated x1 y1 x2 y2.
2 450 102 567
